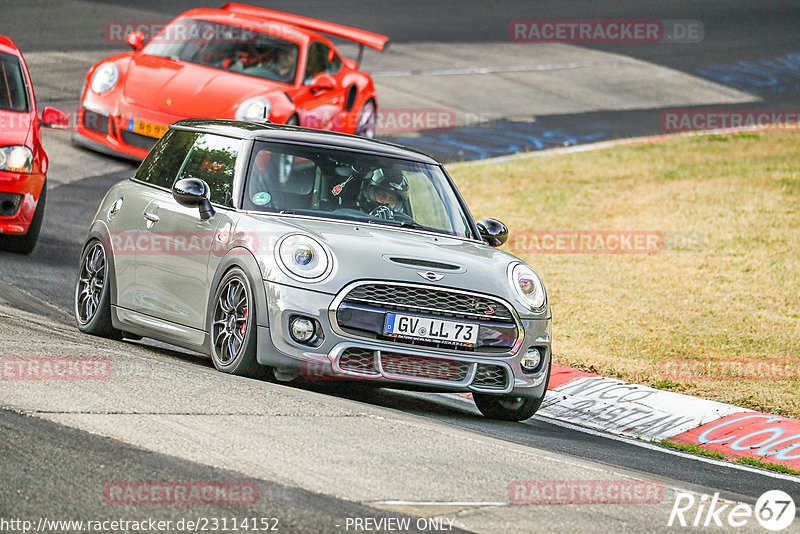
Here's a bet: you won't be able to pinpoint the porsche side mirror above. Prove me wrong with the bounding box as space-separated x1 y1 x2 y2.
477 218 509 247
310 72 335 91
40 107 70 129
173 177 215 220
125 31 145 51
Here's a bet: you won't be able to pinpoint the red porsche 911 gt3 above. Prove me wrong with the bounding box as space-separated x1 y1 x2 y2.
73 3 390 161
0 36 69 254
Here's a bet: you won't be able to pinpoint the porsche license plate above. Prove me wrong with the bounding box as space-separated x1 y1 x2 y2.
128 119 169 139
383 312 479 346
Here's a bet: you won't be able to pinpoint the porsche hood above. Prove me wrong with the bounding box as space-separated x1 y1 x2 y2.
121 54 284 117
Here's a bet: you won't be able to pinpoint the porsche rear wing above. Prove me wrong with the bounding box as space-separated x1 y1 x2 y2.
221 3 390 52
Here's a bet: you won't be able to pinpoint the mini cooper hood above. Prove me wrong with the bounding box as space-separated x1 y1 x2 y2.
122 54 284 117
250 215 527 305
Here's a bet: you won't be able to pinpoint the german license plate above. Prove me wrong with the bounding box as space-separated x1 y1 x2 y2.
128 119 169 139
383 312 479 347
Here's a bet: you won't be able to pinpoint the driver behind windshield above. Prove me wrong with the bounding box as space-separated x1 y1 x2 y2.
358 168 410 220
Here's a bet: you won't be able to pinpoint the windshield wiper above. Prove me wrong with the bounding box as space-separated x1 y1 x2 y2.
367 219 429 232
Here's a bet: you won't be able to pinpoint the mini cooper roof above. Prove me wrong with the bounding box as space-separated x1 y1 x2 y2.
171 119 440 165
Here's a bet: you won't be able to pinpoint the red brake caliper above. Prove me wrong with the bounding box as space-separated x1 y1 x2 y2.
240 308 248 336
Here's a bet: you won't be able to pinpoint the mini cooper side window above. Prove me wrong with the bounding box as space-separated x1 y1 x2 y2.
134 129 199 189
177 133 241 206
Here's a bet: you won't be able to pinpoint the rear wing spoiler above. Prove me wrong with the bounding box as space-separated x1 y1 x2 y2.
222 3 390 52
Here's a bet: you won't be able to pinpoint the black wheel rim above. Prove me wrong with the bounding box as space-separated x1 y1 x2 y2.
355 102 376 138
212 278 249 364
76 243 106 324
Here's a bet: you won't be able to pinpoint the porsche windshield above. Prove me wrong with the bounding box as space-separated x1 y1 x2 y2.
143 18 300 85
243 142 475 240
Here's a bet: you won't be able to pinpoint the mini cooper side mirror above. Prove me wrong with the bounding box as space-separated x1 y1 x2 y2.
125 31 145 51
476 218 509 247
173 178 216 220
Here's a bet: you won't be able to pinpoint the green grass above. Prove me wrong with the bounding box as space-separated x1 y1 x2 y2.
451 132 800 417
659 440 726 460
737 457 800 476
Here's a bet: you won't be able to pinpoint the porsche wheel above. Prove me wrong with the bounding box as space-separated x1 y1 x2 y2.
209 268 263 377
355 99 376 138
75 239 121 339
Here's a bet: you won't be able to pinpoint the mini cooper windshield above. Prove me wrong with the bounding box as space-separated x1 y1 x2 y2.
143 18 301 84
243 142 475 239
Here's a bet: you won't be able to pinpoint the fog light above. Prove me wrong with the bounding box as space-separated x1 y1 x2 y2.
290 317 315 343
521 347 542 372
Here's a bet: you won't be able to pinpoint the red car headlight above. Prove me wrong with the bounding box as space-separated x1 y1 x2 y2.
0 146 33 174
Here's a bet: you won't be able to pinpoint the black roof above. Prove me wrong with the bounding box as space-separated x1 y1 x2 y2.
171 119 439 165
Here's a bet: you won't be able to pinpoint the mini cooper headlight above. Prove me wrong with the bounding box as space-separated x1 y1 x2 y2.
236 97 272 122
508 262 546 311
277 234 331 281
0 146 33 174
90 62 120 94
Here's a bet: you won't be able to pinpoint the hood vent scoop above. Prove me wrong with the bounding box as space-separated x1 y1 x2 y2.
389 257 461 271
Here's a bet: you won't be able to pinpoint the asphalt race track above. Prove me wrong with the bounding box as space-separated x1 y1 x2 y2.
1 2 799 533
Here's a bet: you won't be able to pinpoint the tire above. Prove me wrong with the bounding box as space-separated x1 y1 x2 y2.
0 182 46 255
75 239 122 339
354 99 376 138
208 267 264 377
473 363 551 421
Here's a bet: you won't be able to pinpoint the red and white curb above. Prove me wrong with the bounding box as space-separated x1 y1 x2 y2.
460 364 800 472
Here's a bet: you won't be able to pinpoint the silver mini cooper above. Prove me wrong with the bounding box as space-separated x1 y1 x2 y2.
75 119 551 421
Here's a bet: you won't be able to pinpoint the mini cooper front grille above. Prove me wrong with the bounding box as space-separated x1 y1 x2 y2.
82 108 109 135
339 347 377 374
0 192 23 217
120 130 158 151
342 283 514 322
381 352 471 382
473 364 508 389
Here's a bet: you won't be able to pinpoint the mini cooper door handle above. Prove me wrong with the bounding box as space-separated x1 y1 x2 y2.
143 212 160 223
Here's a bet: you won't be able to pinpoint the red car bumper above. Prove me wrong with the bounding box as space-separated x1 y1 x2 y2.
73 105 182 161
0 170 45 235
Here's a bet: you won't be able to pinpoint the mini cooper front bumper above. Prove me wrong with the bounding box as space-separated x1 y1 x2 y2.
256 279 551 398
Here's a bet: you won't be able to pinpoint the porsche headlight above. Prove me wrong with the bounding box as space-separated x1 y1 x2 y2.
276 234 331 281
236 97 272 122
508 263 546 311
0 146 33 174
90 63 119 93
